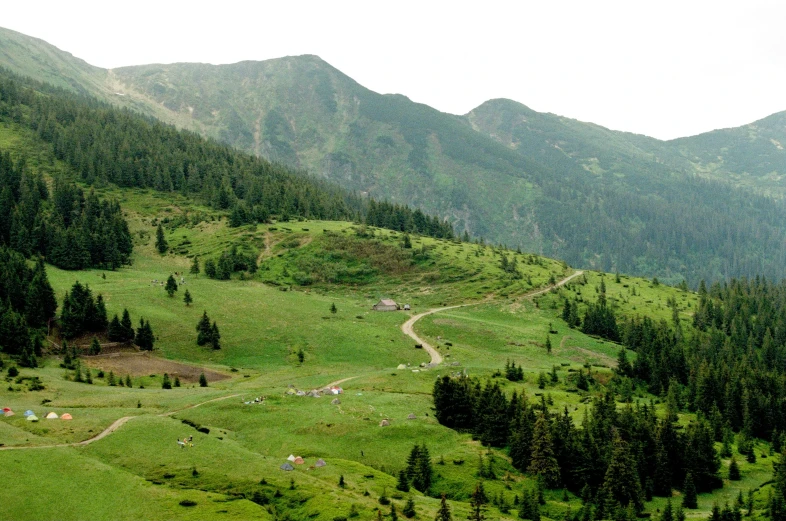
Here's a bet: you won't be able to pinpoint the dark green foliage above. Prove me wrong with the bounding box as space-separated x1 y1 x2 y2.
88 337 101 355
0 69 453 246
196 311 212 346
528 414 561 488
467 482 488 521
602 432 643 513
199 373 208 387
435 494 453 521
505 360 525 382
728 457 740 481
120 309 134 342
405 444 432 493
682 473 697 509
0 148 133 270
402 498 416 518
517 490 540 521
165 275 178 296
189 256 200 275
338 475 345 488
183 289 192 306
581 293 619 342
396 469 409 492
155 224 168 254
59 282 108 339
162 373 172 389
330 302 337 314
107 314 124 341
135 318 155 351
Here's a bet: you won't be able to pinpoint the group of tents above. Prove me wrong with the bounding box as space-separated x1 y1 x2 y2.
285 385 343 398
280 454 327 471
1 408 73 422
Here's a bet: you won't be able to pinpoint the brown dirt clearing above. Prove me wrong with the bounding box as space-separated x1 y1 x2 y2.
82 352 230 383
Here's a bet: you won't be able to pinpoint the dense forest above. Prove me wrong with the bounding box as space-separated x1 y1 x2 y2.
0 249 57 367
434 277 786 517
0 67 454 240
0 150 133 270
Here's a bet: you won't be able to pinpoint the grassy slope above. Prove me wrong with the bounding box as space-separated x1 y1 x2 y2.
0 123 777 521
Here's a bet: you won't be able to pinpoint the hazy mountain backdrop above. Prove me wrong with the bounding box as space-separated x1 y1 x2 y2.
2 26 785 284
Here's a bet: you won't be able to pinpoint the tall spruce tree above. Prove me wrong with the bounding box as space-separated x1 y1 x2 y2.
468 482 488 521
155 224 167 254
602 431 643 513
528 414 561 488
682 473 698 509
196 311 212 346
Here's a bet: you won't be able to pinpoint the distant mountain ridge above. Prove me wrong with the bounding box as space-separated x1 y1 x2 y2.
2 25 786 284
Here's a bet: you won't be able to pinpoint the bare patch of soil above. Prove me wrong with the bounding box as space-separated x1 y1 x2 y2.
82 352 230 383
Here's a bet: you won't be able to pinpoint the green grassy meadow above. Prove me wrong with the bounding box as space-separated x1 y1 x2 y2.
0 184 776 520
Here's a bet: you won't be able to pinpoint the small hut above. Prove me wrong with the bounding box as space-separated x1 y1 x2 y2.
372 299 398 311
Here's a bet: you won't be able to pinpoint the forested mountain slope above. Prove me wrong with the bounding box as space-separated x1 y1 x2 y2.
2 26 785 284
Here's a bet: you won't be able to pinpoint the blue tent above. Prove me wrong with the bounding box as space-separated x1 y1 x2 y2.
24 410 34 417
280 463 294 471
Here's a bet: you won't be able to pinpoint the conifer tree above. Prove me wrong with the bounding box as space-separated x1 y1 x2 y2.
661 498 673 521
162 373 172 389
196 311 212 346
468 482 488 521
107 314 124 341
413 445 433 492
199 372 208 387
396 469 410 492
210 322 221 350
89 336 101 355
682 473 698 509
135 318 154 350
403 498 416 518
528 414 561 488
125 374 132 387
120 309 134 342
155 223 167 254
190 256 200 275
435 494 453 521
165 274 178 296
602 431 643 513
728 457 741 481
183 289 192 306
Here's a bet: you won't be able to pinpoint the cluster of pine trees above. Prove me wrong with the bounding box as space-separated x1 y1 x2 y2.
611 277 786 441
397 444 433 493
0 250 57 366
59 281 107 339
0 151 133 270
196 311 220 349
433 376 723 514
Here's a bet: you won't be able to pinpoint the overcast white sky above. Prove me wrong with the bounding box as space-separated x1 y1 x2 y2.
3 0 784 139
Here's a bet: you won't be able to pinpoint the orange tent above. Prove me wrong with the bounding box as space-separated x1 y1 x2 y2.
60 413 73 420
293 456 305 465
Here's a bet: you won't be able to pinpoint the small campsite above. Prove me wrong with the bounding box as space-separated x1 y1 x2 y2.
0 189 766 521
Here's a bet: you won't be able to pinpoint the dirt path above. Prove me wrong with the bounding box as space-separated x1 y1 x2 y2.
400 270 584 366
0 394 242 451
158 393 241 417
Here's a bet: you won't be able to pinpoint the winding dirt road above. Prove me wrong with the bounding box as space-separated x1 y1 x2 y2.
2 272 584 451
401 270 584 366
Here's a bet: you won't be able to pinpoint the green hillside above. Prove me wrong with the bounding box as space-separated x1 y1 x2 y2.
0 97 784 521
2 26 786 284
